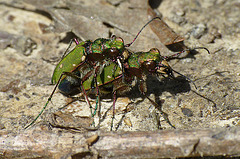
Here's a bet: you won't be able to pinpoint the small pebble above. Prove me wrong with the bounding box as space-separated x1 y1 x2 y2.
192 23 207 39
181 108 193 117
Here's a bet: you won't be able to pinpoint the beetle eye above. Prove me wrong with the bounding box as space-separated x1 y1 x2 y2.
109 47 119 57
111 35 117 39
144 61 156 72
116 37 124 43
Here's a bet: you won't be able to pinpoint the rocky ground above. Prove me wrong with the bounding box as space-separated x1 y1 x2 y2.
0 0 239 133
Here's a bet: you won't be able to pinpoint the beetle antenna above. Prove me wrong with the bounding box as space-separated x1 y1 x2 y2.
193 47 210 54
172 69 197 89
163 47 210 60
125 17 161 47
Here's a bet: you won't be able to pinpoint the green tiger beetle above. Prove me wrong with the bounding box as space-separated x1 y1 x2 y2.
24 17 210 130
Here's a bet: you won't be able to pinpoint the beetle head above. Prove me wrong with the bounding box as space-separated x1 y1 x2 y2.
107 36 125 59
140 48 174 78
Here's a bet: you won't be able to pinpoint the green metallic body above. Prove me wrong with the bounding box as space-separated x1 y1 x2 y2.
82 62 122 91
57 48 166 97
90 38 124 54
52 37 125 85
128 49 162 68
52 41 86 84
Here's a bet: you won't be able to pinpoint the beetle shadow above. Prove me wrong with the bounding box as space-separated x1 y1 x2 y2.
110 76 192 130
148 0 163 9
59 31 79 44
126 75 192 100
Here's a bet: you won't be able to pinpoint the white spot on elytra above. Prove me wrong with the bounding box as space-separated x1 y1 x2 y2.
82 55 86 61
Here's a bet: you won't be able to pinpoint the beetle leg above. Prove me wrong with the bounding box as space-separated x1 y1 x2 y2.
92 66 102 127
110 90 117 131
59 71 96 122
25 71 82 129
138 79 176 129
79 75 95 120
162 47 210 60
55 71 99 127
60 39 77 60
143 94 176 129
73 38 80 45
58 72 94 113
116 58 127 84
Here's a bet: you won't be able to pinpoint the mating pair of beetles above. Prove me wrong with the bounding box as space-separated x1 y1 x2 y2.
25 17 209 130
